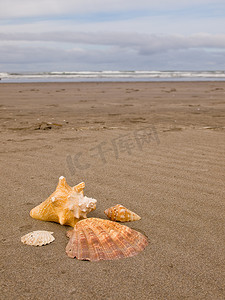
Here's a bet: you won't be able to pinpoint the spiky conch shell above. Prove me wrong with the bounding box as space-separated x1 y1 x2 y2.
66 218 148 261
30 176 97 227
21 230 55 246
104 204 141 222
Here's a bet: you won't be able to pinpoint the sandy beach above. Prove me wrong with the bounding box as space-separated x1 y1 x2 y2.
0 81 225 299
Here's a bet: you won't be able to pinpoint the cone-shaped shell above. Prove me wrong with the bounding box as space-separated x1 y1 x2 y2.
66 218 148 261
104 204 141 222
30 176 97 227
21 231 55 246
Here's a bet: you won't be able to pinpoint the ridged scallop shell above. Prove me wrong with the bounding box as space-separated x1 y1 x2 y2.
104 204 141 222
66 218 148 261
30 176 97 227
21 231 55 246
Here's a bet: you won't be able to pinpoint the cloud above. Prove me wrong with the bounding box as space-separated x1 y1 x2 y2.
1 0 225 71
1 32 225 54
0 0 224 19
0 43 132 72
1 1 224 38
0 44 86 64
0 35 224 72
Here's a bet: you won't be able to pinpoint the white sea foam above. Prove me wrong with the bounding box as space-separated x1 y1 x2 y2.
0 71 225 82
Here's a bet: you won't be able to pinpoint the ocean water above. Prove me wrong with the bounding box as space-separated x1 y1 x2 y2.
0 71 225 83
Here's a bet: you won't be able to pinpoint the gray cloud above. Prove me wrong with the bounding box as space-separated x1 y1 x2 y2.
1 32 225 55
0 41 224 72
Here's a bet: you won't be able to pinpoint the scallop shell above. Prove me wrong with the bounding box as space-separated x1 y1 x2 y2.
21 230 55 246
30 176 97 227
66 218 148 261
104 204 141 222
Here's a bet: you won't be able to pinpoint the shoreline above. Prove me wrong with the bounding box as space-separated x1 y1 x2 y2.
1 79 225 84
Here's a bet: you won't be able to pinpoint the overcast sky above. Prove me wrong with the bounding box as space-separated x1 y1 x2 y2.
0 0 225 71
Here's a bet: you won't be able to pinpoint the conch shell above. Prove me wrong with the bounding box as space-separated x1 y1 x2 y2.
104 204 141 222
66 218 148 261
21 230 55 246
30 176 97 227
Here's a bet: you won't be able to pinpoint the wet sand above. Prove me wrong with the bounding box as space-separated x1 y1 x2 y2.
0 81 225 299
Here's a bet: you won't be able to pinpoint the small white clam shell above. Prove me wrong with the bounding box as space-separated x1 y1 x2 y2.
21 230 55 246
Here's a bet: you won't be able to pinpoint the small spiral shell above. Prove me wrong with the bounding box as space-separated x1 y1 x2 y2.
104 204 141 222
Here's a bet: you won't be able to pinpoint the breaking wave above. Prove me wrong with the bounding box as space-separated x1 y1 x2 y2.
1 71 225 82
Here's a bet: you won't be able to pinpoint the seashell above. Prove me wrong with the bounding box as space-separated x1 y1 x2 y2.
30 176 97 227
21 230 55 246
104 204 141 222
66 218 148 261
